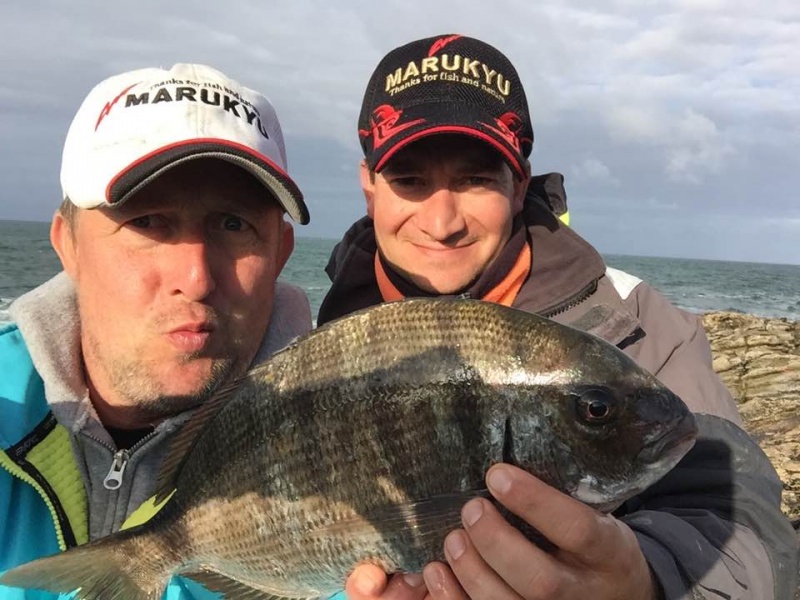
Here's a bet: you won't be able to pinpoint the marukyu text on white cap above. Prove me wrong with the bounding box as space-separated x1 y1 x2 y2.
61 63 309 224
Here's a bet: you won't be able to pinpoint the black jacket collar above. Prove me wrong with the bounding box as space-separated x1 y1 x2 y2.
319 173 607 326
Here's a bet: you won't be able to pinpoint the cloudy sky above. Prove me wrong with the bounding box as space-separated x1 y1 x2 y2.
1 0 798 264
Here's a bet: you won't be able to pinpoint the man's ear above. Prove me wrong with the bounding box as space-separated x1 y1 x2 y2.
275 220 294 276
510 159 532 214
51 211 79 279
512 174 530 215
359 160 376 218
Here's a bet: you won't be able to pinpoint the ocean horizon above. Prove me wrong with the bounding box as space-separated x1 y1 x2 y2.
2 219 799 325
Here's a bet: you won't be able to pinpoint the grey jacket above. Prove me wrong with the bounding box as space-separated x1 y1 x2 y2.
317 174 799 599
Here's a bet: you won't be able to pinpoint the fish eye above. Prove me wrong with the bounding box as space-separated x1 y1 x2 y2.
575 388 614 424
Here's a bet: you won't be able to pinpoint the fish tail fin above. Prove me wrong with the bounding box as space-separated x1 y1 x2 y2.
0 530 175 600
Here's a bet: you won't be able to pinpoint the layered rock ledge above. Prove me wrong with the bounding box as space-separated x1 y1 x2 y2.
702 311 800 522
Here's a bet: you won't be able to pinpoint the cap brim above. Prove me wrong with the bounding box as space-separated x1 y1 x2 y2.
367 103 528 180
106 140 310 224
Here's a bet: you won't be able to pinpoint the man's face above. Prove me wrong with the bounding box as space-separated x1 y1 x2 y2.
52 159 293 428
362 135 528 294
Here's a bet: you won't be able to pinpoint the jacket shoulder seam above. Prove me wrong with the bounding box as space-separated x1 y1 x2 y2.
605 267 643 300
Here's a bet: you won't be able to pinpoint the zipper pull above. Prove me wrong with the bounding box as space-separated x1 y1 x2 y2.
103 449 130 490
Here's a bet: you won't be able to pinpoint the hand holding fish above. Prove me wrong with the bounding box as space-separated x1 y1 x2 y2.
346 463 659 600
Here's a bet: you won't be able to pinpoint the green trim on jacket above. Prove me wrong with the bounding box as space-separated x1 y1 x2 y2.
0 416 88 551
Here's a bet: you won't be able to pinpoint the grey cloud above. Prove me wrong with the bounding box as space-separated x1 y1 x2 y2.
0 0 797 264
569 157 620 187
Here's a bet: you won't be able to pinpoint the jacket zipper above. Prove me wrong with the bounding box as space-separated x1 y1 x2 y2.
458 280 597 319
87 430 159 491
103 449 130 490
0 427 161 550
540 280 598 319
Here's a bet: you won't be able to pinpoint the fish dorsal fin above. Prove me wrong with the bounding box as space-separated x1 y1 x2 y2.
154 375 245 504
184 569 321 600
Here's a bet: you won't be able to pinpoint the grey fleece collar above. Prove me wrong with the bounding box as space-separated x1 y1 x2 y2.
10 272 312 537
10 272 313 442
10 272 111 444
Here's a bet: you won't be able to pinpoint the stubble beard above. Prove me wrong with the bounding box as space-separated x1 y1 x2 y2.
87 333 249 425
119 356 236 423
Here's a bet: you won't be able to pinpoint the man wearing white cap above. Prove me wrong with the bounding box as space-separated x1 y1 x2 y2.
0 63 311 598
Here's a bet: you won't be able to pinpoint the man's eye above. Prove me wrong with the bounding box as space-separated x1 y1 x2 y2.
220 215 248 232
129 216 152 228
466 176 492 186
127 215 168 230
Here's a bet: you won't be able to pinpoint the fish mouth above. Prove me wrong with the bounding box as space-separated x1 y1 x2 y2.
636 412 698 468
575 414 699 510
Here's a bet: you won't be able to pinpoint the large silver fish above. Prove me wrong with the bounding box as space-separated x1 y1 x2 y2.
0 298 697 599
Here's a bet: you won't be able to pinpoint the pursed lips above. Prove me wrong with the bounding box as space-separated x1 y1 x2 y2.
166 320 217 353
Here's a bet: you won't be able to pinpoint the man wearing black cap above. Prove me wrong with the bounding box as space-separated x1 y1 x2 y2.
318 35 797 600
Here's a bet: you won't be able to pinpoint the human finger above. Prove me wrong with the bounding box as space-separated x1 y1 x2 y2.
441 527 523 599
458 497 563 598
346 564 427 600
486 464 617 565
421 562 468 600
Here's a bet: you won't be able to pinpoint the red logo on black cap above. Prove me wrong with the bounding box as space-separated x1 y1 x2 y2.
359 105 426 149
428 35 462 57
479 111 529 151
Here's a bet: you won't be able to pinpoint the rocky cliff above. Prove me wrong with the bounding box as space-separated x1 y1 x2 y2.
702 311 800 522
703 311 800 595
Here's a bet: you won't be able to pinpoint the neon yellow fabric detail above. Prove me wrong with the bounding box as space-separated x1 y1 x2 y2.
0 447 73 552
25 424 89 546
558 211 570 226
122 489 175 530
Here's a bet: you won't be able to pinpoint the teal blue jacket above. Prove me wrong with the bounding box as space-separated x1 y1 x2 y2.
0 323 346 600
0 323 214 599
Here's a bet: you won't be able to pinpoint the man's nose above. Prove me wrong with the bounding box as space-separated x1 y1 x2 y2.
416 187 466 241
167 239 217 301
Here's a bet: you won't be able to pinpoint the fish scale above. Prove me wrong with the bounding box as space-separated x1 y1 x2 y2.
0 297 697 600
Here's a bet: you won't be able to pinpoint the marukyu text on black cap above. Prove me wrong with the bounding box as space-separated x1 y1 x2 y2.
358 34 534 179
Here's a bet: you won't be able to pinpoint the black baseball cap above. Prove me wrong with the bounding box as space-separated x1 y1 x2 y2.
358 34 534 179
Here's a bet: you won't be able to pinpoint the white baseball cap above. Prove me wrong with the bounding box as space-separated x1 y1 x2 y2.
61 63 309 224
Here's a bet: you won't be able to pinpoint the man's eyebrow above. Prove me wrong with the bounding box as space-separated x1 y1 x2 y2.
382 158 423 174
106 202 150 219
383 148 504 174
453 155 504 172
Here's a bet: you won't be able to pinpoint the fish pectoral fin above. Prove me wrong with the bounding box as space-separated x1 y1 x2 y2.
312 490 490 544
184 570 322 600
154 377 244 504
